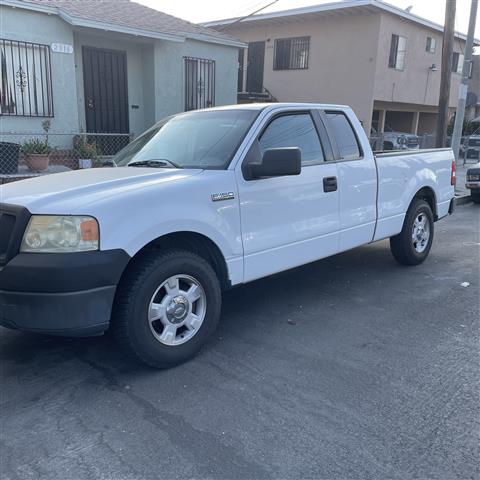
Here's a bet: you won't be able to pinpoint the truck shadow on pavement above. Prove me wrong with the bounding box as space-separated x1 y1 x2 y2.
0 239 427 377
0 234 454 376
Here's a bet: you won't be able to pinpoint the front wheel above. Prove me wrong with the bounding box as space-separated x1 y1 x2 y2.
390 199 434 265
471 192 480 204
112 249 221 368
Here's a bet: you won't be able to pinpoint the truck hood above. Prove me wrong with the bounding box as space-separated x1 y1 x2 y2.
0 167 202 213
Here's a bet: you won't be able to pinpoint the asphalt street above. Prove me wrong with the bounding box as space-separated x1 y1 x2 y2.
1 203 479 480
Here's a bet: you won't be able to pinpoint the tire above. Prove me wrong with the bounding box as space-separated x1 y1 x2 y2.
471 192 480 204
112 249 221 368
390 199 434 266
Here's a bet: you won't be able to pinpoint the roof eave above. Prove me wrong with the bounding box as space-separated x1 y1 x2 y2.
202 0 479 44
1 0 244 47
184 32 246 48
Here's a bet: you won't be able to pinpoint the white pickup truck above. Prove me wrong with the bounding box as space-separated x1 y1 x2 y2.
0 104 456 367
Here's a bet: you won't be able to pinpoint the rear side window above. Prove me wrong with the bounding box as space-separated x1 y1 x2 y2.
325 112 362 160
259 113 324 166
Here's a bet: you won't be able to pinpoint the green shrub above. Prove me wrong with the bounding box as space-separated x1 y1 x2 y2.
21 138 52 155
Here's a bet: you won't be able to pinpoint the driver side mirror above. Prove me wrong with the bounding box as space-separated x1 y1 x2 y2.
247 147 301 180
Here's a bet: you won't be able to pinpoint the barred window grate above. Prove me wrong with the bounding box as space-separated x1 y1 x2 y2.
0 39 54 117
184 57 215 111
274 37 310 70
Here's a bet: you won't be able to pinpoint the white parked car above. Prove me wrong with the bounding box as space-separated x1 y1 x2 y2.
370 125 420 151
0 104 456 367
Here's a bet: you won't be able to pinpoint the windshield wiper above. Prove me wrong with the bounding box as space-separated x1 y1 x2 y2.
128 159 181 168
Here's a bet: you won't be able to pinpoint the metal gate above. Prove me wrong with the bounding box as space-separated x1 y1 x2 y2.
82 46 129 134
82 46 130 154
246 41 265 93
184 56 215 111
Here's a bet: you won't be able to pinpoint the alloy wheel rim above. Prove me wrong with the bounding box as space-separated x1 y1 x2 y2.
412 213 430 253
148 274 207 346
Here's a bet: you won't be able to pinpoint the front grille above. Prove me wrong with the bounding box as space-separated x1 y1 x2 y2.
0 212 16 258
0 204 30 266
407 136 419 147
468 138 480 147
466 149 480 160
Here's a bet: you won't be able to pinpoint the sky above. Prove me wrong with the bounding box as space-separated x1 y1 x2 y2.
136 0 479 36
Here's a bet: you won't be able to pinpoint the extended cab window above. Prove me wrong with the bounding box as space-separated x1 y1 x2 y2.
325 112 362 161
259 114 324 166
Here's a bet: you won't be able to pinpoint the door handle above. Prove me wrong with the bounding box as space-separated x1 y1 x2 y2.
323 176 337 192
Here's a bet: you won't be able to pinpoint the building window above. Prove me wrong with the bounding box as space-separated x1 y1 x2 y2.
0 39 54 117
452 52 464 74
184 57 215 111
388 34 407 70
274 37 310 70
426 36 436 53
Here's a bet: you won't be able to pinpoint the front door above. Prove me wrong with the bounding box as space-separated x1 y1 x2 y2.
246 41 265 93
236 110 340 282
82 46 129 134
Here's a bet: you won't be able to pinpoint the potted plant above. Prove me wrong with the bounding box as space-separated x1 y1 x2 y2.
22 119 52 172
73 135 98 169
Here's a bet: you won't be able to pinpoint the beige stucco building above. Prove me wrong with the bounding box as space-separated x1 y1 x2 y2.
205 0 477 136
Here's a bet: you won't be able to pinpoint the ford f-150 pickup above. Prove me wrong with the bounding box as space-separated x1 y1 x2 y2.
0 104 456 367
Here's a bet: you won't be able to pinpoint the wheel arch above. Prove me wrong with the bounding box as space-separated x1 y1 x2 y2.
411 186 437 220
123 231 231 291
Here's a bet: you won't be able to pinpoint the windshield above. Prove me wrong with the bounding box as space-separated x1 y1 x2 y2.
113 109 258 169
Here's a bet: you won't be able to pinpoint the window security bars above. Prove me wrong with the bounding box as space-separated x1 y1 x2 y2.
0 39 54 117
274 37 310 70
184 57 215 111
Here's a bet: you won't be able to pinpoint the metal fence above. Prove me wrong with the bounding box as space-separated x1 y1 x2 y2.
0 132 132 184
369 133 478 164
369 133 435 151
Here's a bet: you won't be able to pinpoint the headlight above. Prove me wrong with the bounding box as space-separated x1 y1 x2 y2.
397 136 406 145
20 216 99 253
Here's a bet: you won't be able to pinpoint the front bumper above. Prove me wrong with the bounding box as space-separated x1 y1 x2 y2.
0 249 130 336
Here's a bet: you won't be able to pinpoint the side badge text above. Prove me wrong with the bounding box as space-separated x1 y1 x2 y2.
211 192 235 202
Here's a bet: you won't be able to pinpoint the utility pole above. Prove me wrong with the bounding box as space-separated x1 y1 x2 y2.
435 0 456 148
451 0 478 161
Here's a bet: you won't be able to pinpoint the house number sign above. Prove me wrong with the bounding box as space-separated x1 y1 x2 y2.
51 43 73 54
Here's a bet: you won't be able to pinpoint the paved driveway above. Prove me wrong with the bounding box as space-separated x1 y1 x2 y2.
1 204 479 480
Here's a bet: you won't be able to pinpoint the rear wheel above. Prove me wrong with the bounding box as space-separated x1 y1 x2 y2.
112 249 221 368
390 199 434 265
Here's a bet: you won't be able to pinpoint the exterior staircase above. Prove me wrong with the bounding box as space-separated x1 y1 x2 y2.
237 87 278 104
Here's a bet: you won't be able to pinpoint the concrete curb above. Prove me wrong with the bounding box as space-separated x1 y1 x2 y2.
455 194 472 205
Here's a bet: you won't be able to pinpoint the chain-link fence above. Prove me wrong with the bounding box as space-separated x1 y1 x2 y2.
369 132 479 164
0 132 132 184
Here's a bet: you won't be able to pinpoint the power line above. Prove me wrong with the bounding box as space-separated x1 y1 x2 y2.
216 0 280 30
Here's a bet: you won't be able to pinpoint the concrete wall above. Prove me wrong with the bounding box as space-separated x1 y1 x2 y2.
417 112 437 135
227 12 382 133
374 12 464 108
153 39 238 121
0 5 79 136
